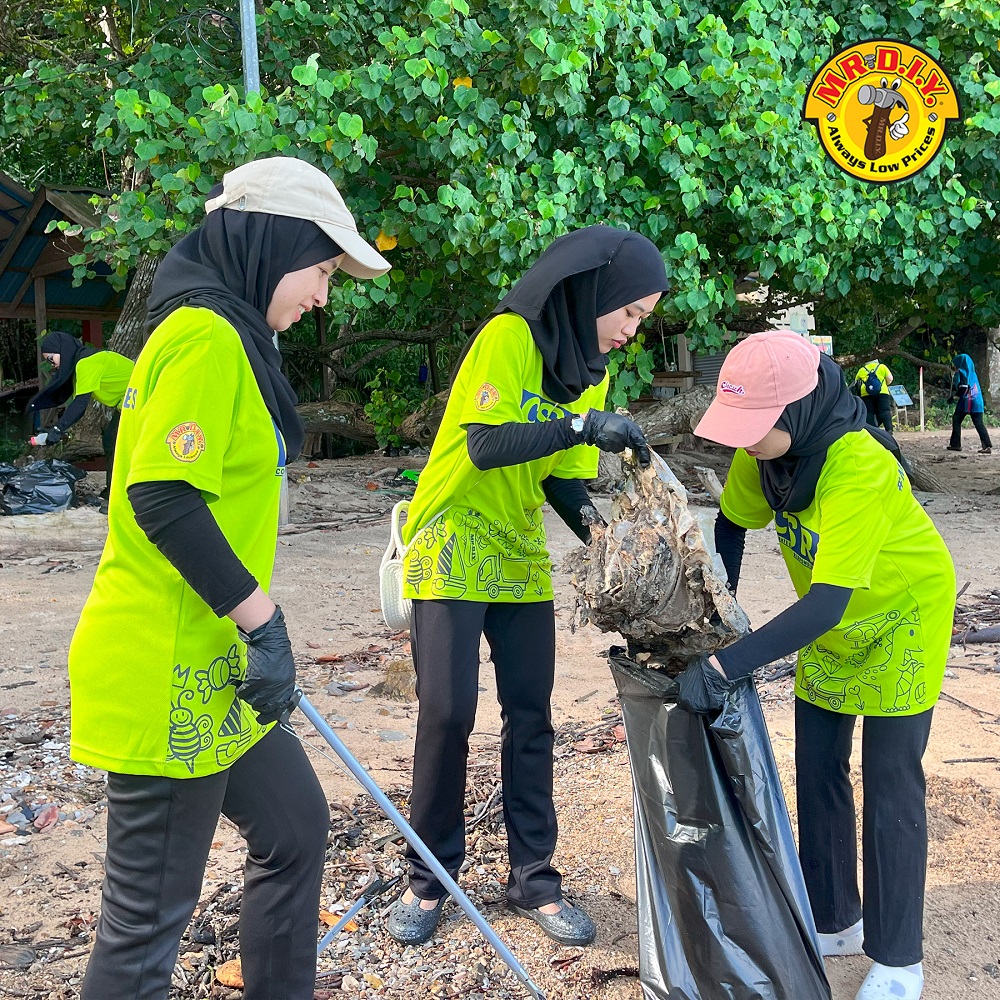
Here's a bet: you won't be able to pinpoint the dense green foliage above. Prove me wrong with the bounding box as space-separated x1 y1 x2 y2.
2 0 1000 407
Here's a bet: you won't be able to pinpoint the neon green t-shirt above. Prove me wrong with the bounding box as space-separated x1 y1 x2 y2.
74 351 135 408
69 307 285 777
856 361 891 397
720 431 955 717
401 313 606 603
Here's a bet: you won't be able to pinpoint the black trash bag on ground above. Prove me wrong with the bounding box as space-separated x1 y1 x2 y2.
0 464 21 485
1 459 86 515
610 651 831 1000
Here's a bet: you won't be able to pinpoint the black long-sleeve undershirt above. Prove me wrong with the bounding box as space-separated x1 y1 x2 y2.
466 418 581 471
128 480 258 616
715 583 853 679
542 475 599 543
55 392 92 433
714 510 746 592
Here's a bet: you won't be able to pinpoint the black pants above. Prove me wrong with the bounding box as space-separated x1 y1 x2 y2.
864 394 893 433
795 699 933 967
81 726 329 1000
406 599 561 908
102 408 121 496
950 408 992 450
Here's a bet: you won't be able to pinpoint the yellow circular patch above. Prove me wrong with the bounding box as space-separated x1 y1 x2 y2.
803 40 960 183
166 421 206 463
475 383 500 411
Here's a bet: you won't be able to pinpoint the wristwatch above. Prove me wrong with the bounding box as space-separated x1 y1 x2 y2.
571 412 587 435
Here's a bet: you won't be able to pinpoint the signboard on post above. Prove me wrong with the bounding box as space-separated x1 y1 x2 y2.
889 385 913 407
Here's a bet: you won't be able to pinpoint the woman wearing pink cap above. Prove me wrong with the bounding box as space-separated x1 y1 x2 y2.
680 330 954 1000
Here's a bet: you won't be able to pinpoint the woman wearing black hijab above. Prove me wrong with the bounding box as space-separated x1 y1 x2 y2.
389 225 669 948
683 331 954 1000
68 156 390 1000
27 330 135 511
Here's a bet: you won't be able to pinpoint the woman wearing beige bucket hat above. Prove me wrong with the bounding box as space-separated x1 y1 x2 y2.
679 329 955 1000
68 155 390 1000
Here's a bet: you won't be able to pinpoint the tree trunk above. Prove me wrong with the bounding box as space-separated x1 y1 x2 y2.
295 400 376 447
110 253 158 359
632 385 715 445
398 389 450 446
904 454 946 493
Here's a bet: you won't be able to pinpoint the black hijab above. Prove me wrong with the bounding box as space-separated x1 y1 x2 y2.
758 354 868 512
144 205 342 461
491 226 670 403
26 331 97 413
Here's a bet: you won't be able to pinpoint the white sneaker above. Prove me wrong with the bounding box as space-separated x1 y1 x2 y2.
818 917 864 957
855 962 923 999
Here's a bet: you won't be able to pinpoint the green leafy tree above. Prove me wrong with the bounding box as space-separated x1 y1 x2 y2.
3 0 1000 406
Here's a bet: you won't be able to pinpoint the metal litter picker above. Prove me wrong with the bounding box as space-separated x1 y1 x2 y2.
285 692 547 1000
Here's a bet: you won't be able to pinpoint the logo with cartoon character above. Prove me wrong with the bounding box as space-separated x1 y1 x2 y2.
166 421 206 463
475 383 500 411
803 40 960 183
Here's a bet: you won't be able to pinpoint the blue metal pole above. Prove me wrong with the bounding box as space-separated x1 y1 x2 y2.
294 694 547 1000
239 0 261 95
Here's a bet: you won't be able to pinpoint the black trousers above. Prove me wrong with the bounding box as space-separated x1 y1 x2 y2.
795 698 933 967
102 408 121 496
950 408 992 450
406 598 561 908
864 394 893 433
81 726 329 1000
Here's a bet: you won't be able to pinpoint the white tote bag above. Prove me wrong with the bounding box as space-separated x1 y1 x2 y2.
380 500 415 631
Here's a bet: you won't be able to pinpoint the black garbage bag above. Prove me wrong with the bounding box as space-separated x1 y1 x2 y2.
1 459 86 515
610 651 831 1000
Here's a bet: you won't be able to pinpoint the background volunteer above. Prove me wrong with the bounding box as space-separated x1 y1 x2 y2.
67 156 390 1000
947 352 991 454
26 330 134 510
853 358 894 433
388 225 669 948
678 330 954 1000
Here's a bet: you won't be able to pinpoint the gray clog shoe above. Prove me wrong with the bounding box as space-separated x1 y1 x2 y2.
387 893 444 946
511 899 596 946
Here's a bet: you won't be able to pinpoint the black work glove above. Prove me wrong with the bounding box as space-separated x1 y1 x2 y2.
45 425 64 445
676 656 734 716
579 410 651 466
235 605 297 725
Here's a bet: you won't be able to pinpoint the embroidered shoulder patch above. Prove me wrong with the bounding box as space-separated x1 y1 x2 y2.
166 422 206 463
475 383 500 411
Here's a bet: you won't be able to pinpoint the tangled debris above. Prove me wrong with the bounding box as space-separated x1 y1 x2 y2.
566 453 748 672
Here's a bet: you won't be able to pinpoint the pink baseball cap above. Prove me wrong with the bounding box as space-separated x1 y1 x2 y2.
694 330 821 448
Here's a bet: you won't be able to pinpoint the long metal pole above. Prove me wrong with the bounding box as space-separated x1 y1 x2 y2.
239 0 261 95
294 695 547 1000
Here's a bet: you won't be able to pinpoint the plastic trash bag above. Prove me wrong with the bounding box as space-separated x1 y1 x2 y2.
610 651 831 1000
1 459 86 515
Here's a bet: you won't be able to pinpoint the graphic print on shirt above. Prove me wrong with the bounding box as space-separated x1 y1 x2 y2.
168 646 264 772
775 510 820 568
169 665 215 773
799 609 927 714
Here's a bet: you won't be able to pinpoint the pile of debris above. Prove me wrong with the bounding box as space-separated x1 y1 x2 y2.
565 453 748 674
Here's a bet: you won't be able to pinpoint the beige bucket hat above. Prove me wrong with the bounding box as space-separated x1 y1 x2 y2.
204 155 392 279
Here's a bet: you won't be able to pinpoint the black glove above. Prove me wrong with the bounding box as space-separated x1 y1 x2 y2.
46 425 64 445
235 605 297 725
579 410 651 466
676 656 734 716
